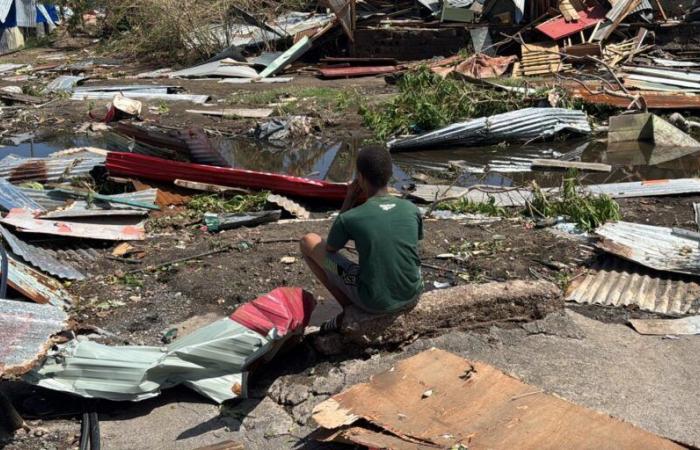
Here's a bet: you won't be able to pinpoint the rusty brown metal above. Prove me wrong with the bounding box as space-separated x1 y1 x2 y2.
570 88 700 109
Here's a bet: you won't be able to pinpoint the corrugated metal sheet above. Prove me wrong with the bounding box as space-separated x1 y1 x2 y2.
622 66 700 83
14 0 36 28
27 287 316 403
0 155 105 184
629 315 700 335
0 298 68 376
1 208 146 241
74 85 178 93
178 128 229 166
595 221 700 276
4 254 73 308
219 77 293 84
0 225 85 280
18 188 158 212
29 239 104 264
388 108 591 151
71 92 210 104
259 36 311 78
606 0 641 21
44 75 85 93
409 178 700 205
40 207 148 219
565 256 700 315
0 63 25 73
168 61 258 79
0 0 13 22
0 177 44 211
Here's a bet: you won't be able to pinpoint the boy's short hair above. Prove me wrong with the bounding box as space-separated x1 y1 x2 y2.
356 147 392 188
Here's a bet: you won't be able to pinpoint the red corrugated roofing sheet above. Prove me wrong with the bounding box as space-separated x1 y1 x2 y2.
536 5 606 40
230 287 316 336
106 152 349 201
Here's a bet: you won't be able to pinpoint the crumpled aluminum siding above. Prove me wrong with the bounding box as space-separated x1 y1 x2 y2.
388 108 591 150
0 298 68 376
71 92 210 104
566 257 700 315
26 287 316 403
0 177 44 211
0 155 105 184
3 254 73 308
0 225 85 281
178 129 229 167
596 221 700 276
18 188 159 212
168 61 258 79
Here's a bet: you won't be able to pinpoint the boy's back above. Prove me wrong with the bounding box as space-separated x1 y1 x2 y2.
327 195 423 313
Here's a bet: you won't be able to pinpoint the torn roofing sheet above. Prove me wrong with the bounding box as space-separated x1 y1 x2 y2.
0 225 85 281
44 75 85 93
595 221 700 276
18 188 158 212
259 36 311 78
0 177 44 211
168 60 258 79
0 299 68 377
565 256 700 315
312 348 683 449
387 108 591 151
2 254 73 308
0 155 105 184
70 91 210 104
1 208 146 241
26 287 315 403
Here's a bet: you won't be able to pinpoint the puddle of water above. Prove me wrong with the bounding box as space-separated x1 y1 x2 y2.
0 132 105 158
4 129 699 191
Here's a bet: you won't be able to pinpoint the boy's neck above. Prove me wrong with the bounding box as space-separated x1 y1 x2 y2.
367 185 389 198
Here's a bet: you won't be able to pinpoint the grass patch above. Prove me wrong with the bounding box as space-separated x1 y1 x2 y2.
228 86 361 115
186 192 269 214
359 66 539 140
525 173 621 232
437 196 508 217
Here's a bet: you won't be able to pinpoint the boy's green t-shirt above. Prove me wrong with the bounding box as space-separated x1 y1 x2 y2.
327 195 423 313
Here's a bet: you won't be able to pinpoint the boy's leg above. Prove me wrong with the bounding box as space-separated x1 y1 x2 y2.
299 233 353 308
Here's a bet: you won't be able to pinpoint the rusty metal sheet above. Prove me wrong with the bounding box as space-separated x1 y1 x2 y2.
2 254 73 308
596 221 700 276
1 208 146 241
630 315 700 335
318 65 399 78
569 88 700 109
312 348 683 449
0 155 105 184
565 256 700 315
0 299 68 377
0 225 85 280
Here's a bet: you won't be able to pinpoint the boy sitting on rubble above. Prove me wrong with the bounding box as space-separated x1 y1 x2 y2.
300 147 423 331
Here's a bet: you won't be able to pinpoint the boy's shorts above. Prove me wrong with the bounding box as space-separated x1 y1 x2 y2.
322 251 369 312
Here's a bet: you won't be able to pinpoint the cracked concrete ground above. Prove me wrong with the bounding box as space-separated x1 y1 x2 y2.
50 309 698 450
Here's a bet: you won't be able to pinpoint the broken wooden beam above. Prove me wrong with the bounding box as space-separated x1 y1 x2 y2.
336 280 562 348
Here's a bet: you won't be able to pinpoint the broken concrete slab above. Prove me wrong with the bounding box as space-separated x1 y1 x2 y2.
337 280 562 348
608 112 700 149
312 348 685 449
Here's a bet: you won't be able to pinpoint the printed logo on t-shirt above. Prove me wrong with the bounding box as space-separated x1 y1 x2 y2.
379 204 396 211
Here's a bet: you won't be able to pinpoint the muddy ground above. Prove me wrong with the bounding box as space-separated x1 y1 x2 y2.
2 41 700 450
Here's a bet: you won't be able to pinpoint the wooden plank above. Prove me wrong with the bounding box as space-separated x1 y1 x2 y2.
531 159 612 172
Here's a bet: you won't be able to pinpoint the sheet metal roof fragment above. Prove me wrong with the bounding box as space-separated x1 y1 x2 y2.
0 155 105 184
18 188 157 211
0 225 85 280
0 298 68 377
3 254 73 308
388 108 591 150
0 177 44 211
71 91 210 104
629 315 700 335
169 60 258 79
566 256 700 315
27 287 315 403
44 75 85 93
596 221 700 276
